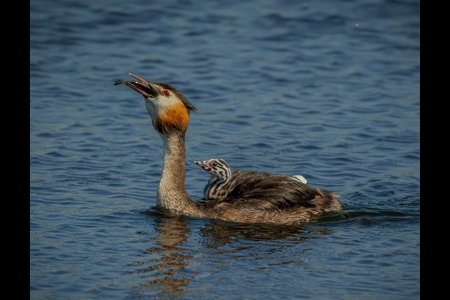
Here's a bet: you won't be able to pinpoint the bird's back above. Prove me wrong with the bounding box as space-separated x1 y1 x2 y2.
195 170 343 224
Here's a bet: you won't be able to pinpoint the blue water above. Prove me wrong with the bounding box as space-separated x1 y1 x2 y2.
30 0 420 298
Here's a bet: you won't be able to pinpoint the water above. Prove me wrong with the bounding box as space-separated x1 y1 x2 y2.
30 0 420 298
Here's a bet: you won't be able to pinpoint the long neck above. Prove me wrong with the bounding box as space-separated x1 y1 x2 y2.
157 131 197 214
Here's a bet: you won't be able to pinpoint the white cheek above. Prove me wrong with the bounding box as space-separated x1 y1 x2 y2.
159 95 179 107
144 95 179 117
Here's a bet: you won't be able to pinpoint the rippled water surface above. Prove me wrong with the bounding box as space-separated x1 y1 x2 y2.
30 0 420 298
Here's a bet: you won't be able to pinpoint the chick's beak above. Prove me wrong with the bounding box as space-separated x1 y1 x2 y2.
194 161 211 171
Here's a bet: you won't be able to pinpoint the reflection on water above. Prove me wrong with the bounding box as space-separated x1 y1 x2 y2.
128 211 193 298
128 209 339 298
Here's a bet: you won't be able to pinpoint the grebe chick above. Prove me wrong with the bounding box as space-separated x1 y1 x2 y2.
195 158 308 200
116 73 344 225
194 158 232 200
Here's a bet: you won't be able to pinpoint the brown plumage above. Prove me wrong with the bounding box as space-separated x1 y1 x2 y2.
196 170 342 224
116 73 344 225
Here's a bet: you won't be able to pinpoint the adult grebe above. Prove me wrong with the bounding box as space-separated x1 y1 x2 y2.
115 73 344 225
194 158 308 200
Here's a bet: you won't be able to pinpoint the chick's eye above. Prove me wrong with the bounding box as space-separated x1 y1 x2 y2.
164 91 169 96
212 162 217 167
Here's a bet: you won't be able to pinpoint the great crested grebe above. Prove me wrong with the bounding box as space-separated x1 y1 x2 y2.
115 73 344 225
194 158 308 200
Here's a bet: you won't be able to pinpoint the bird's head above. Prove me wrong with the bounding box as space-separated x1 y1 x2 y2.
115 73 196 134
194 158 230 179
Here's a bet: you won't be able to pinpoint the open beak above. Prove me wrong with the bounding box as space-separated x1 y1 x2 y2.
114 73 161 98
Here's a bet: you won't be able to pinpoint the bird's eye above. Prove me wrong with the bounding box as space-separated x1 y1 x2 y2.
212 162 217 167
164 91 169 96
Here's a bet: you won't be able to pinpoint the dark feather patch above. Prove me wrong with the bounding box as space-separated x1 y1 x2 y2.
218 170 322 210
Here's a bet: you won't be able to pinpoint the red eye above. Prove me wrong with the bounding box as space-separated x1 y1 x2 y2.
164 91 169 96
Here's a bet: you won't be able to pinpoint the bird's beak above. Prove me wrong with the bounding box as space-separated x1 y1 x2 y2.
114 73 161 98
194 161 211 171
